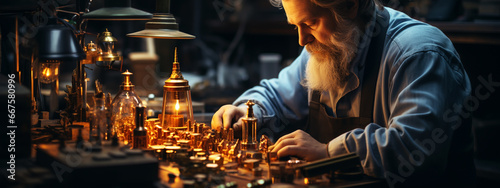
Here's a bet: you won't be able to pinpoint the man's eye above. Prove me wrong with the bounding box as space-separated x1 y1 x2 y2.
306 20 317 29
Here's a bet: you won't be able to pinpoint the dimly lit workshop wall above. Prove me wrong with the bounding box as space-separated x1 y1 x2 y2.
1 0 499 186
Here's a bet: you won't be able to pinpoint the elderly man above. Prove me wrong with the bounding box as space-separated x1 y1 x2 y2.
212 0 475 186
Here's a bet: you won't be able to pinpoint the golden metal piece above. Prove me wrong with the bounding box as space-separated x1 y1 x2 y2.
160 47 193 130
96 29 123 62
268 152 278 162
119 70 134 91
164 47 188 89
228 139 240 156
227 128 234 142
243 159 260 170
209 154 224 167
82 41 98 64
246 151 263 160
259 135 271 153
242 100 258 151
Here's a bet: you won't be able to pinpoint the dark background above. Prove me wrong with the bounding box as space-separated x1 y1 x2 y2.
1 0 499 186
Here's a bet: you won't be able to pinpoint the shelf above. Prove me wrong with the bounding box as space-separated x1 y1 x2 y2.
427 21 500 45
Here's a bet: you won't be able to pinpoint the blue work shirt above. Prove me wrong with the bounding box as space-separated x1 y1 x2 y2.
233 6 474 186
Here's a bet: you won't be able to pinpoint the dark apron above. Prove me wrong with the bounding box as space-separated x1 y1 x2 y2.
306 9 389 143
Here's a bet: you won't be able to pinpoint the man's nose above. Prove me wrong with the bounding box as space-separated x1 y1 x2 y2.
298 28 314 46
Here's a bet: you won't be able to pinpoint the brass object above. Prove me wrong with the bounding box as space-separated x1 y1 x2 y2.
96 29 123 66
259 135 271 153
160 47 194 131
268 152 278 162
246 151 263 160
82 41 98 64
242 100 258 151
243 159 260 170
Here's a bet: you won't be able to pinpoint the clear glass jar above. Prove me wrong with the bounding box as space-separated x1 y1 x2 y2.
91 94 107 143
111 70 143 145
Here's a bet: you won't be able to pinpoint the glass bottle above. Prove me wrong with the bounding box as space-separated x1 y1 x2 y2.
91 93 107 144
111 70 143 145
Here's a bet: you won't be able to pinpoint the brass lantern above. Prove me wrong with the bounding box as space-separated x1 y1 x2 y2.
96 29 122 67
160 47 194 131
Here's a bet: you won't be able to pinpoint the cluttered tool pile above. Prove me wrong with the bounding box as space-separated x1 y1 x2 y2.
37 98 366 188
33 48 372 188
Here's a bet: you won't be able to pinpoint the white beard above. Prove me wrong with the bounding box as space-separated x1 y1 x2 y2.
302 20 361 92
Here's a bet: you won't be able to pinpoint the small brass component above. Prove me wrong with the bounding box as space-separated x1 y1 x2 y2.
243 159 260 170
242 100 258 151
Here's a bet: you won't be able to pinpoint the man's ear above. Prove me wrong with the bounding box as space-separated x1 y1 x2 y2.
346 0 359 20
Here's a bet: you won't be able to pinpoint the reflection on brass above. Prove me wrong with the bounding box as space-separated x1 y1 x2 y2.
259 135 271 153
268 152 278 162
243 159 260 170
160 47 193 133
228 139 240 157
96 29 123 66
242 100 258 151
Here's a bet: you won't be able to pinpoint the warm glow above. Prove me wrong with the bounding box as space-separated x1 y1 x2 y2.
38 61 60 84
175 100 180 111
43 68 51 77
304 178 309 184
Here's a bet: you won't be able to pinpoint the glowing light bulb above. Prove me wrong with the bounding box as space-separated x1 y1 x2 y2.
38 60 60 84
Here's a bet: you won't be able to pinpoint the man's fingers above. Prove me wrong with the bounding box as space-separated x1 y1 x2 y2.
233 118 243 131
211 110 224 131
268 144 275 151
271 138 296 153
277 145 304 159
273 130 303 149
222 111 234 129
270 130 327 161
211 105 247 130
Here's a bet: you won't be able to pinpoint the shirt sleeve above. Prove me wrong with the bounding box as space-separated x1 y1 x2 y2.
333 49 471 183
233 49 311 141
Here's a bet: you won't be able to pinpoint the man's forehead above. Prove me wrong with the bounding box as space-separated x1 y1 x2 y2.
283 0 327 24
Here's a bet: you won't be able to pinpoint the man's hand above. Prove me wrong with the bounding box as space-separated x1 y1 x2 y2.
211 105 247 131
270 130 329 161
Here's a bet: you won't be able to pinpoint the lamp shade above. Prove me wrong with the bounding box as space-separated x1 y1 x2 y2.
127 27 195 39
127 0 195 39
37 22 85 61
83 0 152 20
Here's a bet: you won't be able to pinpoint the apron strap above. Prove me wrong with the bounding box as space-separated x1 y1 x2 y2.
359 8 389 119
